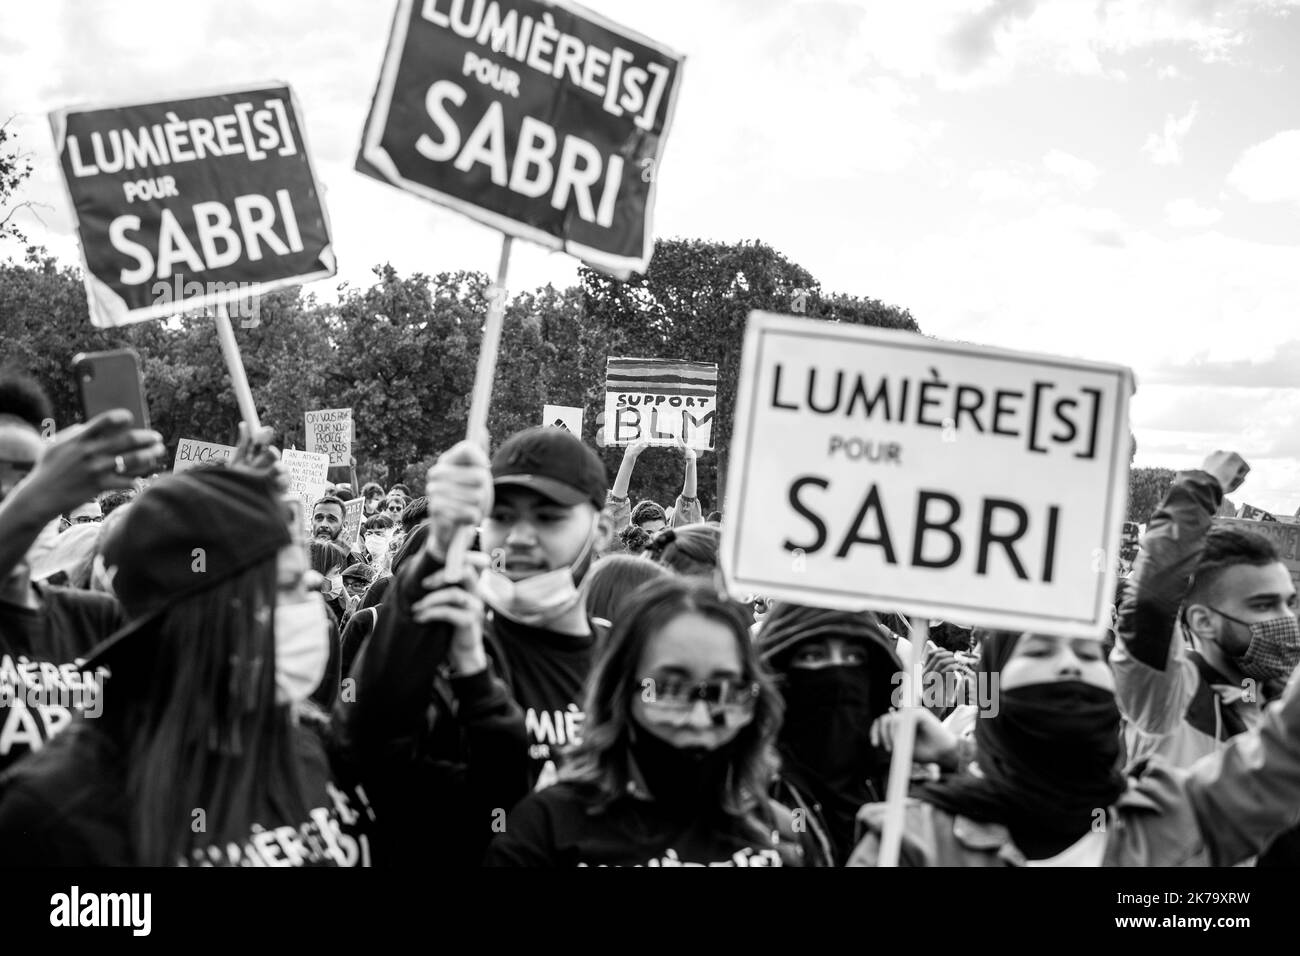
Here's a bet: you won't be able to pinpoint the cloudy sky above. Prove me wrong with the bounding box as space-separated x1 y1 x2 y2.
2 0 1298 512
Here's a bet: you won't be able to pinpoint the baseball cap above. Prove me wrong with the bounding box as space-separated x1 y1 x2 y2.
491 426 607 510
82 467 292 666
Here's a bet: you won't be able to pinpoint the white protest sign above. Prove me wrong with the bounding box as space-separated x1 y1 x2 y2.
281 449 331 530
721 312 1133 637
603 357 716 451
305 408 353 466
543 404 583 435
342 497 364 545
173 438 235 473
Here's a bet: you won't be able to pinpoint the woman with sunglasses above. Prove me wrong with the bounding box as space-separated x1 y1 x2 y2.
486 577 808 867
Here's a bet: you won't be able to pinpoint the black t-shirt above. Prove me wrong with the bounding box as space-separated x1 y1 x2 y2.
484 782 792 867
0 584 120 774
0 716 375 867
485 612 594 791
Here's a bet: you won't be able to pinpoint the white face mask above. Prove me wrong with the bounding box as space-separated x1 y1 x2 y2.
274 598 331 705
365 534 390 558
477 513 600 628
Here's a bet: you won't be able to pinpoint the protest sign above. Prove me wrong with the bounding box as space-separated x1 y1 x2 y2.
172 437 235 474
543 404 583 434
1215 517 1300 590
356 0 684 278
1239 503 1278 522
281 449 331 531
342 497 365 546
1120 521 1140 563
50 83 335 328
305 408 353 466
721 312 1134 637
603 357 716 451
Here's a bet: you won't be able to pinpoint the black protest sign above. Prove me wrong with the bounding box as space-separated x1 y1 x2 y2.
357 0 684 278
50 84 335 327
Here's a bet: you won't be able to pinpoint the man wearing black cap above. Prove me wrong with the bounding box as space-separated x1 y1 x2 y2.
338 426 612 820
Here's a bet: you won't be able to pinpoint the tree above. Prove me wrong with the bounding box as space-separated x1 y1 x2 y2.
577 238 918 509
1127 467 1176 523
0 117 48 255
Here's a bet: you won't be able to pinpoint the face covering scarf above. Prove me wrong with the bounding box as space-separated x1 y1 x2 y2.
477 512 600 628
274 599 331 705
915 680 1126 860
627 725 739 818
778 665 886 858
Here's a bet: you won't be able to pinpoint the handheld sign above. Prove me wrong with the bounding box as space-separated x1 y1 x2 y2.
543 403 582 434
173 438 236 474
305 408 353 466
721 312 1134 637
603 357 716 451
356 0 684 278
50 83 335 327
1240 503 1278 522
342 497 365 546
281 449 331 532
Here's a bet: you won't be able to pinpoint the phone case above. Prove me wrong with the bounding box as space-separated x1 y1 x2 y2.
73 349 150 429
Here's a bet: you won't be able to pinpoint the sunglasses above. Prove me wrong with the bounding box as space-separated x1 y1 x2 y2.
638 675 759 726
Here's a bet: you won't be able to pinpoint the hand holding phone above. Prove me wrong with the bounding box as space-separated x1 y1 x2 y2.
5 410 164 522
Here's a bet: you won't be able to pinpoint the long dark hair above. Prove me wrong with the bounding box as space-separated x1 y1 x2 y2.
561 577 783 818
99 557 312 866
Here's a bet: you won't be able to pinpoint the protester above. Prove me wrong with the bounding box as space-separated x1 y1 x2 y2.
850 625 1300 866
0 373 163 776
618 524 653 556
631 500 667 534
388 483 411 499
399 495 428 534
580 554 670 644
357 512 398 577
758 602 903 865
485 577 805 866
333 484 355 502
360 482 385 517
310 539 353 628
311 495 347 543
400 426 614 790
60 499 102 531
606 438 703 533
30 523 101 589
1109 450 1300 864
647 523 720 577
96 488 135 517
383 494 408 520
0 448 528 867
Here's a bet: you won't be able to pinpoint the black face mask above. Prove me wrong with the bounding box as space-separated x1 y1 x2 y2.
628 725 738 816
778 665 880 783
917 679 1126 860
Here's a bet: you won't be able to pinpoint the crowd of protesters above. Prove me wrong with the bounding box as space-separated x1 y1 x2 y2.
2 365 1300 868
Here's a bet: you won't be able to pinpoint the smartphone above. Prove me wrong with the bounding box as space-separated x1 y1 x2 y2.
72 349 151 429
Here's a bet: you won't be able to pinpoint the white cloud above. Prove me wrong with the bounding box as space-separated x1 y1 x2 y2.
1165 197 1223 228
1228 130 1300 203
969 166 1051 202
1156 64 1184 79
1042 149 1099 190
1142 103 1198 165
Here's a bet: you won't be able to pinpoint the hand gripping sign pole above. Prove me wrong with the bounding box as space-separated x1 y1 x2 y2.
213 304 261 431
444 236 513 578
877 616 930 868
